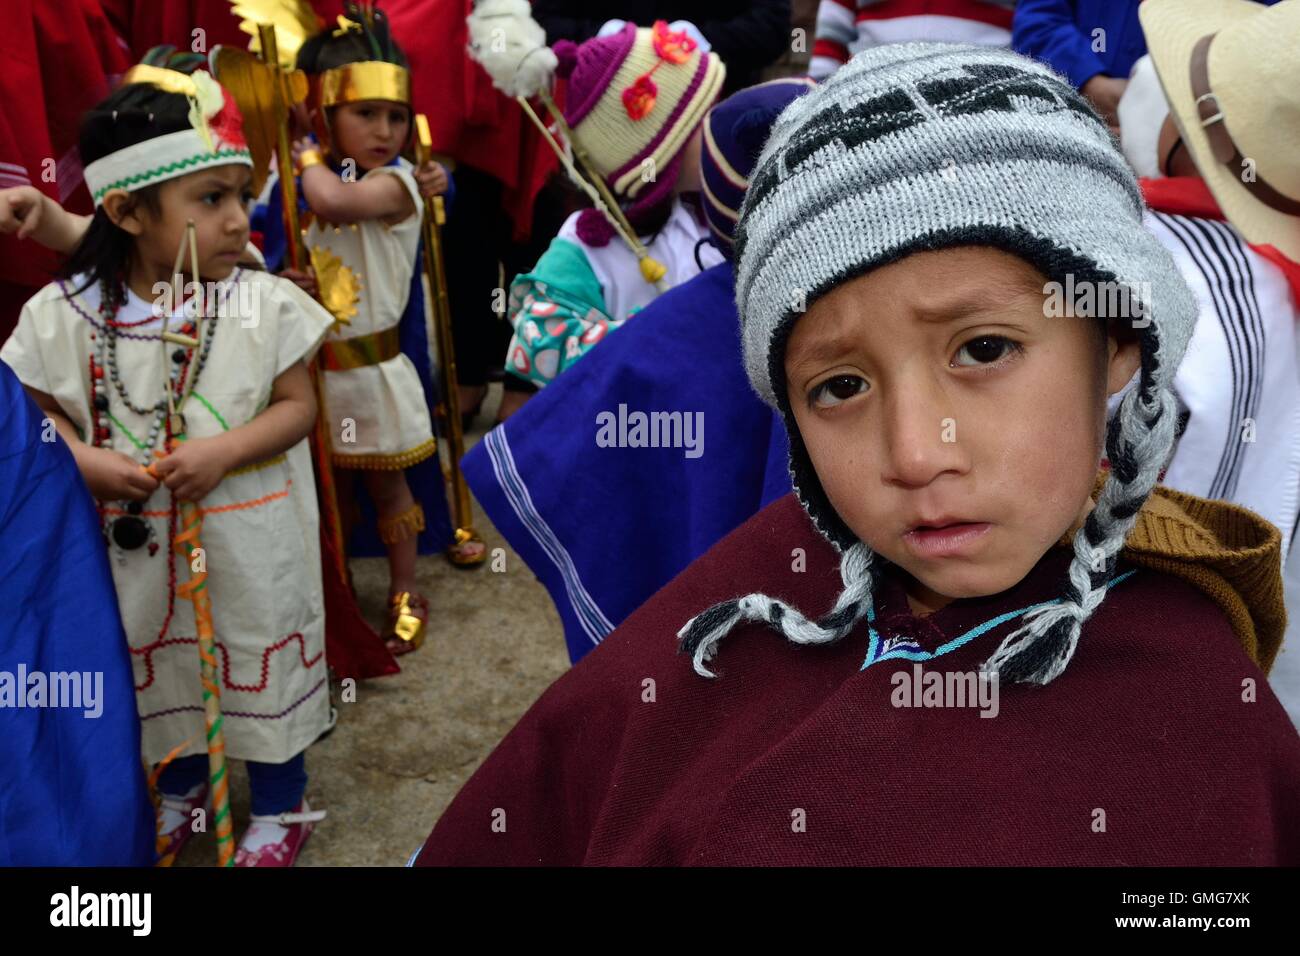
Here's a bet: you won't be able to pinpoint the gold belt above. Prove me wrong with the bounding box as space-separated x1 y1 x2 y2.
319 326 401 371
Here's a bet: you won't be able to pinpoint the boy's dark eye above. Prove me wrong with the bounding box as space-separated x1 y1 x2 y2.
952 335 1023 367
809 374 867 409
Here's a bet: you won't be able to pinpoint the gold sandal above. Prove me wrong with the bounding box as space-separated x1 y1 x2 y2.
386 591 429 656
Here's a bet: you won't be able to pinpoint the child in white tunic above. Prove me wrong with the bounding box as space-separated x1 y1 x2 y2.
286 6 471 654
0 54 333 867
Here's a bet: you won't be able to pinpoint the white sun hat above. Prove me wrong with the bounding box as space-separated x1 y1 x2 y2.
1140 0 1300 262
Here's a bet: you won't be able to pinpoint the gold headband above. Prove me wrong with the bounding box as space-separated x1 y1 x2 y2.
119 63 201 98
318 61 410 108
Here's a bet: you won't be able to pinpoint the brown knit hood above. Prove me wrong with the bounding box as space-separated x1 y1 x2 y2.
1063 473 1286 673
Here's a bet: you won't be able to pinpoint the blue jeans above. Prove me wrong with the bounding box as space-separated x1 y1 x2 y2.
157 752 307 816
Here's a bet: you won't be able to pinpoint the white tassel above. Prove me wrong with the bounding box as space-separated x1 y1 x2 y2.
466 0 557 99
981 602 1081 685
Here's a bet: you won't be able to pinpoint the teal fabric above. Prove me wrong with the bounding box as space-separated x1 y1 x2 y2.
506 237 617 387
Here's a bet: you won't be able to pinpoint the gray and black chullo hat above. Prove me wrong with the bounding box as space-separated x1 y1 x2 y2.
677 42 1198 686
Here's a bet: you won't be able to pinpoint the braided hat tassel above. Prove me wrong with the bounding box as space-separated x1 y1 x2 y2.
678 543 876 677
981 382 1177 684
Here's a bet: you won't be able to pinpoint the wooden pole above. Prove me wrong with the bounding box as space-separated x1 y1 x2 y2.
159 222 236 867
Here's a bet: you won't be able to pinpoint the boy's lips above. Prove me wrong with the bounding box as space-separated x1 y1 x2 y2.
902 519 992 558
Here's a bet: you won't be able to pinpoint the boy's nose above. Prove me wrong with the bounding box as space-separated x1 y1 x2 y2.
878 379 968 489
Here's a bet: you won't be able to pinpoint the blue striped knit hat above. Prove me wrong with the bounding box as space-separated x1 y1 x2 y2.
678 43 1197 686
700 77 817 255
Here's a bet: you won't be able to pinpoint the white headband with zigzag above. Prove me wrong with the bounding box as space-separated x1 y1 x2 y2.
83 128 252 208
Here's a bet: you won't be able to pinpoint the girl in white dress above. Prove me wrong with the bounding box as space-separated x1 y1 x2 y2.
1 51 333 867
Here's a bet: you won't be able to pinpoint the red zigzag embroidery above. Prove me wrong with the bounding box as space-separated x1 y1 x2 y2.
131 632 324 693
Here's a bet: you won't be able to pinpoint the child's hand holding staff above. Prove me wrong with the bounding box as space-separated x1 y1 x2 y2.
151 436 234 502
78 446 160 501
413 160 448 198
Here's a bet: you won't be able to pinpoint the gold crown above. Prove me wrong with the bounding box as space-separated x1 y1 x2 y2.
317 61 410 108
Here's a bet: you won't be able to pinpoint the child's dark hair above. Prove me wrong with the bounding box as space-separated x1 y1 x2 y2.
295 3 409 75
59 47 209 305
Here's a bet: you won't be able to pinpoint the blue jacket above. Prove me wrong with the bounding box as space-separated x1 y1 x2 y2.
0 359 155 865
1011 0 1146 88
1013 0 1279 89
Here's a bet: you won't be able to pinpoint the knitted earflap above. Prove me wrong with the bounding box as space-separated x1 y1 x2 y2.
983 368 1177 683
574 146 685 247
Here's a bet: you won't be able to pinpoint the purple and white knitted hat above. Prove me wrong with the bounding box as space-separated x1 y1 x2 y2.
554 21 725 244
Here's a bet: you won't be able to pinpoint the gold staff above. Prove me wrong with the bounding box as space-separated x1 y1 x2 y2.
212 18 354 584
415 114 485 566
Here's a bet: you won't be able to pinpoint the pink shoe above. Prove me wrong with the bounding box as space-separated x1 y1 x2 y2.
156 783 209 864
234 800 325 867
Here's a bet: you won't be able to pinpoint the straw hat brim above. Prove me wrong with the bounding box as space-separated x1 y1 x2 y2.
1140 0 1300 261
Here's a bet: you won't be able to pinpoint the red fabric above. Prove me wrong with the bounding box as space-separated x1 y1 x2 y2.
1140 176 1223 222
417 494 1300 865
811 37 851 64
856 0 1014 29
319 518 398 681
97 0 344 61
1143 176 1300 310
0 0 132 341
385 0 557 241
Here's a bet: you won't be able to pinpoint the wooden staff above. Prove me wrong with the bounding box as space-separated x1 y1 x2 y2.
156 222 236 867
213 25 350 582
259 24 305 272
415 114 485 565
535 92 659 277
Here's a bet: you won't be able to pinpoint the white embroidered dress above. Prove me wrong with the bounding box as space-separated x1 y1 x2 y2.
1 269 333 764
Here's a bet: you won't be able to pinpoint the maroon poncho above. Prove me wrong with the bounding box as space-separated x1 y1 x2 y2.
417 494 1300 865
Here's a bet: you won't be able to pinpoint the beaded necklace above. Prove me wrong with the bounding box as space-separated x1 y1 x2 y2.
87 275 219 556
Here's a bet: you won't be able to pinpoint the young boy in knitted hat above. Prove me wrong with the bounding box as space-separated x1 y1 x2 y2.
414 43 1300 865
498 21 727 418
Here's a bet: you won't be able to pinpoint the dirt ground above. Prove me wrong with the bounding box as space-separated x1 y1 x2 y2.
177 385 570 866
